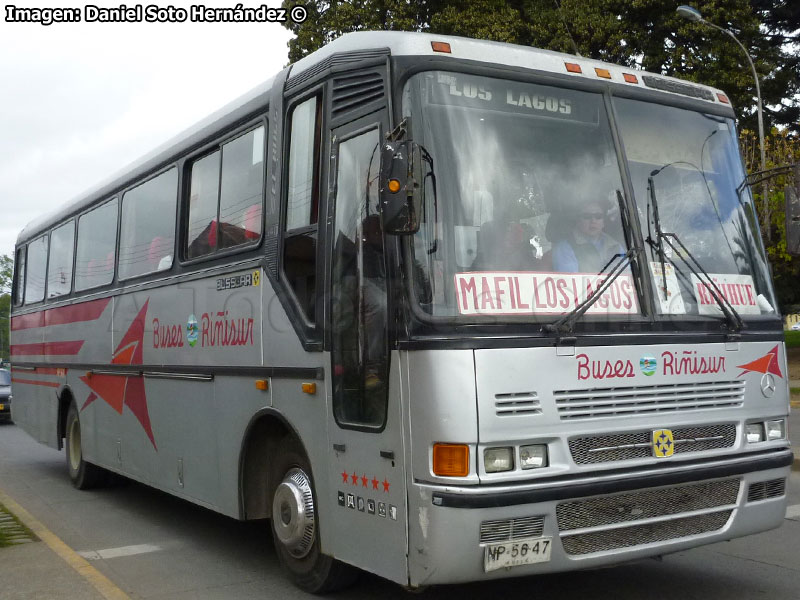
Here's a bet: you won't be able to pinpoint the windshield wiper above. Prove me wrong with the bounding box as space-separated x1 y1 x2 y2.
543 246 637 338
646 178 744 333
544 190 642 339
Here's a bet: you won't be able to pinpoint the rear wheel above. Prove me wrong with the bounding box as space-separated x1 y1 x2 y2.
65 401 105 489
270 437 358 593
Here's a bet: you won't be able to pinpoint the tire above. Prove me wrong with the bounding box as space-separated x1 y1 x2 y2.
65 401 105 490
269 436 358 593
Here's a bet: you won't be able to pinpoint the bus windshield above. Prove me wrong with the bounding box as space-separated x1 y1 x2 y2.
402 71 777 323
403 71 635 322
613 98 777 318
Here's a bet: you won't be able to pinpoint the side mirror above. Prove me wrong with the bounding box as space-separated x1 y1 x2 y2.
380 141 421 234
786 174 800 256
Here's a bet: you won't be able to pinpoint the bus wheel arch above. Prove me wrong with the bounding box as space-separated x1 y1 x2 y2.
268 434 358 593
64 398 105 489
239 411 293 520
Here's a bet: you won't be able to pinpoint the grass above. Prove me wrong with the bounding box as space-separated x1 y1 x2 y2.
785 330 800 348
0 502 36 547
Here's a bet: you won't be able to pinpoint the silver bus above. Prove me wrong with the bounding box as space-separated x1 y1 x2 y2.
10 32 794 592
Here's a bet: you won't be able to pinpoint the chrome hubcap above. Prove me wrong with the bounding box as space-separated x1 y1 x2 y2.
272 468 315 558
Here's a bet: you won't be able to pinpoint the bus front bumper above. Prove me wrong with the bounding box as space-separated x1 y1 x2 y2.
407 449 792 587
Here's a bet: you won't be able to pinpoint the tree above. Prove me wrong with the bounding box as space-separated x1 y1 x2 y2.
0 254 12 295
280 0 799 132
0 254 11 360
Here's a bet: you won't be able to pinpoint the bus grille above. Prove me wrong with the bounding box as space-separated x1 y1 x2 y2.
495 392 541 416
747 478 786 502
560 511 732 556
569 424 736 465
554 381 744 421
556 478 740 531
479 516 545 544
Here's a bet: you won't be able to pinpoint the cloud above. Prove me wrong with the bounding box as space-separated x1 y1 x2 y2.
0 6 292 259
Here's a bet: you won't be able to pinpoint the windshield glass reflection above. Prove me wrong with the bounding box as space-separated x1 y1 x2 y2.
614 98 777 318
403 71 636 321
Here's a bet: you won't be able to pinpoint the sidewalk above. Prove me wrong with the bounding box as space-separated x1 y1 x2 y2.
2 539 107 600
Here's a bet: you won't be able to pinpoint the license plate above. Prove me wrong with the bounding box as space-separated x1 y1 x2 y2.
484 536 552 572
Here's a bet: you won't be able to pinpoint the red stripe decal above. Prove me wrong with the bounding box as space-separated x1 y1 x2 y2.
11 377 61 388
10 341 84 356
31 367 65 376
11 297 111 331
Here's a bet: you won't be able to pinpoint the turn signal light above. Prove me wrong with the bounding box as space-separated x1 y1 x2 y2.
594 68 611 79
565 62 582 73
433 443 469 477
431 41 451 53
255 379 269 391
623 73 639 84
301 382 317 395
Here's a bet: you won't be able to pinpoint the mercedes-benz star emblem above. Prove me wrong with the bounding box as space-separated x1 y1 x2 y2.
760 373 777 398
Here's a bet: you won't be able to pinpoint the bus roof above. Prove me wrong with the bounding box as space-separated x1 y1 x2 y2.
17 30 730 246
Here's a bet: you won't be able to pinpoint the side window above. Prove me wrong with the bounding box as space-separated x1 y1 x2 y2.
24 236 48 304
186 126 265 258
75 199 118 291
284 96 321 322
13 247 25 306
47 221 75 298
119 169 178 280
331 128 387 428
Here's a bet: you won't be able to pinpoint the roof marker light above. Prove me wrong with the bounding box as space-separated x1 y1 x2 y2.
595 68 611 79
565 62 582 74
623 73 639 84
717 93 730 104
431 41 451 53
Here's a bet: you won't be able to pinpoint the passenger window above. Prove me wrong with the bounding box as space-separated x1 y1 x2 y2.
331 128 387 427
284 97 321 323
47 221 75 298
24 236 48 304
75 199 118 291
119 169 177 280
14 247 25 306
186 126 265 258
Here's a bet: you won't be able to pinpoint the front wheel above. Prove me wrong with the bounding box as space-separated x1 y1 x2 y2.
65 401 105 489
270 437 358 593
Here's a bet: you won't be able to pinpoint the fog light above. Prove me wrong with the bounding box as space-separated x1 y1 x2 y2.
484 447 514 473
520 445 548 470
765 420 786 441
746 423 765 443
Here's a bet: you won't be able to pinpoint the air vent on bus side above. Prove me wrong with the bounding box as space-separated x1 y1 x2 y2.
285 49 390 93
331 72 385 123
494 392 541 416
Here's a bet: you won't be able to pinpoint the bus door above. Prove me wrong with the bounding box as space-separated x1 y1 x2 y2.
326 112 408 583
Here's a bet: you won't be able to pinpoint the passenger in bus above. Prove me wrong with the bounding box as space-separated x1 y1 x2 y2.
471 215 541 271
550 199 623 273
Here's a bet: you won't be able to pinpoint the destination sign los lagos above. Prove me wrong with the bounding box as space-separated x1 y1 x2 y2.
429 73 599 124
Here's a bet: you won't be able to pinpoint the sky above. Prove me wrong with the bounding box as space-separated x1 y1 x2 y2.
0 0 295 261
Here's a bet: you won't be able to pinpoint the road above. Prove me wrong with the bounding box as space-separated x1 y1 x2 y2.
1 421 799 600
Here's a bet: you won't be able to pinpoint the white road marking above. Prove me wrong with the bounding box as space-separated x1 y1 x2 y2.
785 504 800 521
78 543 162 560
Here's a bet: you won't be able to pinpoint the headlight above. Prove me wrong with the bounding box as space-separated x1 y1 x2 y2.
484 447 514 473
520 445 548 469
746 423 765 443
765 420 786 441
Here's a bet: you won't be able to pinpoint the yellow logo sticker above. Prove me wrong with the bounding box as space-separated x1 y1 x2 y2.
252 270 260 286
652 429 674 458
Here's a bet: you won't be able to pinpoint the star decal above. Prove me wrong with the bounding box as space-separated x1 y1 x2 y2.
361 474 368 488
737 345 783 378
382 478 390 493
79 300 156 449
372 477 379 490
341 471 349 483
351 472 359 485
